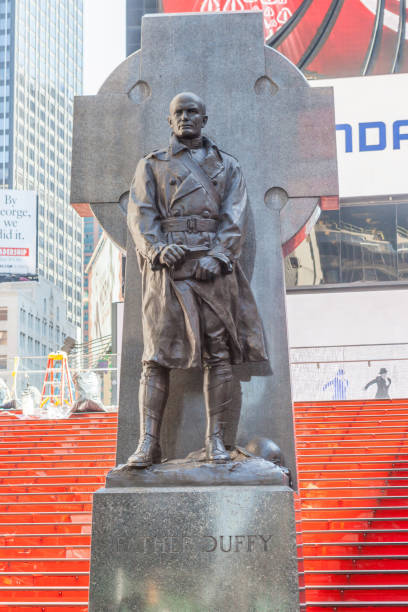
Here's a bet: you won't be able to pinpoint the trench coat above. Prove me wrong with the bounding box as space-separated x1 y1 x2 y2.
127 135 267 369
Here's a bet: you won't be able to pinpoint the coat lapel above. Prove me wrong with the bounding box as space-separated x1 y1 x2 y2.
168 135 224 206
201 145 224 179
171 172 202 205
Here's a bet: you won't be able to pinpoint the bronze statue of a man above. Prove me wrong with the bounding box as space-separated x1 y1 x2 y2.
127 92 267 467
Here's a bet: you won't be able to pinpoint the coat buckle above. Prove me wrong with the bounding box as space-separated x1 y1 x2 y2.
187 217 198 233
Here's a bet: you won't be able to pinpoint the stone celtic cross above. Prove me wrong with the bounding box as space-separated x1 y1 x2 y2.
71 11 338 487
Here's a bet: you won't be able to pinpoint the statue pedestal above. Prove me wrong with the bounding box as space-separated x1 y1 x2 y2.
89 485 300 611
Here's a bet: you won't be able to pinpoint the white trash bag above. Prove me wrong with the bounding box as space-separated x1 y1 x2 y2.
0 377 15 410
70 371 106 414
20 385 42 418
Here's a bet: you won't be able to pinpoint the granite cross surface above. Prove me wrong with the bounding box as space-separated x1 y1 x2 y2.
71 11 338 487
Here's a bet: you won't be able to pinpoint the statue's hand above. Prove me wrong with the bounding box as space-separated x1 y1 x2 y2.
195 256 221 281
159 244 188 267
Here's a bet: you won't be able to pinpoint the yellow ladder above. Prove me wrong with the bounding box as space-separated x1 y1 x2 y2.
40 352 74 409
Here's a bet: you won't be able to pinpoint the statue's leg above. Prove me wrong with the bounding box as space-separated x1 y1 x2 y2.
201 301 232 462
127 361 169 468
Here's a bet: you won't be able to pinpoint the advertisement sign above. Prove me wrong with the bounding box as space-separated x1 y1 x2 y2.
162 0 408 77
0 190 37 277
311 74 408 199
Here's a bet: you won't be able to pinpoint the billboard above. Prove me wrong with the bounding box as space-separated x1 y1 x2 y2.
311 74 408 199
161 0 297 40
161 0 408 77
0 190 37 277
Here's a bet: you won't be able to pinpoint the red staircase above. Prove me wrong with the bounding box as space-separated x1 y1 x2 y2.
0 412 117 612
1 400 408 610
296 398 408 611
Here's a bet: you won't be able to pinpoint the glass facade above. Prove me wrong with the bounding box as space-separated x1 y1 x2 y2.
126 0 159 56
5 0 83 327
0 0 12 188
285 202 408 289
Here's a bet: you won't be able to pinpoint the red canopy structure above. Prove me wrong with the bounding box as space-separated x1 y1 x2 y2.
162 0 408 77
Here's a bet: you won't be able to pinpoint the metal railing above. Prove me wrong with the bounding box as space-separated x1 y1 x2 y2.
290 342 408 402
0 353 119 411
1 343 406 410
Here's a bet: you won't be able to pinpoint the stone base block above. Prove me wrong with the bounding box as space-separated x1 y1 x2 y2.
89 485 300 612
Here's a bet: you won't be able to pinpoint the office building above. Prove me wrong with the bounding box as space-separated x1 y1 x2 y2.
126 0 160 56
1 0 83 331
83 216 101 344
85 233 123 345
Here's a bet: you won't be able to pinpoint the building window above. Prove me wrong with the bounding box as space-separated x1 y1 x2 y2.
0 330 7 345
285 201 408 288
0 307 7 321
0 355 6 369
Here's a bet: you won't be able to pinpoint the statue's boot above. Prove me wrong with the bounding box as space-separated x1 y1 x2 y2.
127 364 169 468
204 361 232 462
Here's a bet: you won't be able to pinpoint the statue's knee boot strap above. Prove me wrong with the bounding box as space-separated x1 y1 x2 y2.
128 364 169 466
204 361 232 460
140 364 169 437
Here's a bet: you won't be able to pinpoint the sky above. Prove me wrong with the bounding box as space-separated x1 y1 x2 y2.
83 0 126 95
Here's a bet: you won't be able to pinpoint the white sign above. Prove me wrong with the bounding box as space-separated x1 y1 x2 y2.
312 74 408 198
0 190 37 276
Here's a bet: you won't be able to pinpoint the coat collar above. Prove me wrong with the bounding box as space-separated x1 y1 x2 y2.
169 134 224 179
168 133 220 157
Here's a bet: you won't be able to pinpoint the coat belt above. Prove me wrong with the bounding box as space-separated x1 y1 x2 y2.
161 216 218 234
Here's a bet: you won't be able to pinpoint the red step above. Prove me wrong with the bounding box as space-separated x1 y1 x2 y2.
0 606 88 611
0 534 91 546
0 573 89 586
0 412 117 608
0 586 89 601
0 524 91 534
0 545 90 558
301 530 408 543
305 607 408 611
0 560 90 572
3 399 408 609
0 513 92 524
296 398 408 609
304 571 408 586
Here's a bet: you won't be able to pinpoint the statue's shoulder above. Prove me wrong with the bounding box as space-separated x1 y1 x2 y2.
143 147 168 161
205 137 240 168
218 148 241 168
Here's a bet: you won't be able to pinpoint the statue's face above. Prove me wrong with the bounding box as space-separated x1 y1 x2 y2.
168 94 207 139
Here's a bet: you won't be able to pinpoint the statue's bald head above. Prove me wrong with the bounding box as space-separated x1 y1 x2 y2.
169 92 206 115
168 92 208 139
